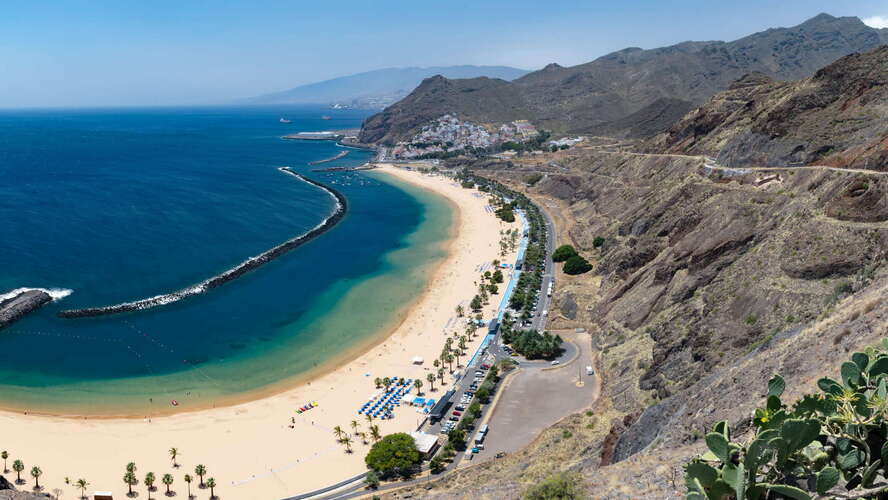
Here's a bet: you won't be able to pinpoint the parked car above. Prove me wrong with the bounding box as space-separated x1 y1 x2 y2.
449 416 459 421
455 404 466 411
551 360 560 366
453 411 462 416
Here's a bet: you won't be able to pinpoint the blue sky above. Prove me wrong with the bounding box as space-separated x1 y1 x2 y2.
1 0 886 108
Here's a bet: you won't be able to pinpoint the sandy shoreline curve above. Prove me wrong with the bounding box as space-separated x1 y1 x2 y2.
0 164 519 500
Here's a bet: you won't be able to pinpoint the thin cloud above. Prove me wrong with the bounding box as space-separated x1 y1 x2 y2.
863 15 888 29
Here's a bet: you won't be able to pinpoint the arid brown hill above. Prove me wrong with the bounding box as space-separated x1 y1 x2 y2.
651 46 888 171
360 13 888 144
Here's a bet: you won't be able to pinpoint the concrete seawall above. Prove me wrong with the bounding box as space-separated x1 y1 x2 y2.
58 168 348 319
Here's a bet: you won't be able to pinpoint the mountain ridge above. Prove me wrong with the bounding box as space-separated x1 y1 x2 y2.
244 65 529 109
359 13 888 144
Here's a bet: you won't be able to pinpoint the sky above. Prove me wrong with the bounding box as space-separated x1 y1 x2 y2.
1 0 887 108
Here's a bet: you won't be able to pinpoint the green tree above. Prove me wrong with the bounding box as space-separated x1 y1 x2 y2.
373 377 382 388
30 466 42 490
592 236 605 248
340 435 354 453
12 459 24 484
364 433 421 478
126 462 137 474
413 378 423 395
333 425 345 440
429 456 446 474
426 372 435 392
455 304 464 317
492 269 504 283
194 465 206 488
169 447 180 468
76 478 90 499
470 295 483 312
123 471 138 497
447 428 467 451
145 471 156 495
205 477 216 499
184 474 193 499
369 424 382 443
552 244 577 262
162 474 174 495
1 451 7 473
364 470 380 489
524 472 587 499
563 254 592 275
468 401 482 419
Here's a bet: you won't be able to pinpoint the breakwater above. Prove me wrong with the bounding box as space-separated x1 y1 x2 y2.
58 168 347 319
308 150 349 165
0 289 53 329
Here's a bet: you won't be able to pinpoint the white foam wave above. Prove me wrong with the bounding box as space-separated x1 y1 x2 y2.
0 287 73 302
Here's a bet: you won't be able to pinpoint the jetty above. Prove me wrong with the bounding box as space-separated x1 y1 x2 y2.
58 169 348 319
0 289 52 329
308 150 349 165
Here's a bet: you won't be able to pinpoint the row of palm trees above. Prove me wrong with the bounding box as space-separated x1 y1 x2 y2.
333 414 383 453
1 451 43 492
123 459 216 499
1 447 217 499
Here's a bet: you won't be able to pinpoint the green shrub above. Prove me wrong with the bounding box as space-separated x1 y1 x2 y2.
563 255 592 275
524 472 587 500
552 245 578 262
592 237 605 248
525 173 543 186
684 340 888 500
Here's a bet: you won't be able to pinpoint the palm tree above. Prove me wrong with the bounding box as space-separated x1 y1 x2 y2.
162 474 174 496
333 425 346 441
453 350 461 368
184 474 193 499
169 447 180 468
205 477 216 499
437 367 445 384
445 353 455 372
30 466 42 490
12 460 24 484
426 372 435 392
76 478 90 500
455 305 464 317
145 471 156 498
373 377 382 388
364 413 373 425
414 379 423 395
433 359 440 370
123 471 138 497
1 450 7 473
358 431 368 445
350 419 360 435
340 435 354 454
382 377 391 390
127 462 137 474
194 465 207 488
369 425 381 443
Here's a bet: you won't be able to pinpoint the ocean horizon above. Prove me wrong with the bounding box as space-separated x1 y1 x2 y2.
0 105 453 414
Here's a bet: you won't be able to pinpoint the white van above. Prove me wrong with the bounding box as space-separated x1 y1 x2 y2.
586 365 594 376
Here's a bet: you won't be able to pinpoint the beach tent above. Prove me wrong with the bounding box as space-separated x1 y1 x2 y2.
412 356 424 364
401 394 417 405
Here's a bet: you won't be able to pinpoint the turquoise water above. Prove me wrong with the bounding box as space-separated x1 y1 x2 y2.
0 106 452 414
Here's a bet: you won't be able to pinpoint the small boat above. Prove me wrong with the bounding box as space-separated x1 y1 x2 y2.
279 118 291 123
320 115 332 120
171 400 179 406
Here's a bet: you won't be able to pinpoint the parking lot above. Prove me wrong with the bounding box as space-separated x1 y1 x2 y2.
473 330 598 461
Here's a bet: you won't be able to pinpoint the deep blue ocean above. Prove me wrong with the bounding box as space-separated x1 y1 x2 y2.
0 106 452 413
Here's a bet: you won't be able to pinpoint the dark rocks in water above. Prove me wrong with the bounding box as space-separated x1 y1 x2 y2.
0 289 52 329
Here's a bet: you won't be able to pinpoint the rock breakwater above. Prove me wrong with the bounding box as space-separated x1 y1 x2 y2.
58 168 347 318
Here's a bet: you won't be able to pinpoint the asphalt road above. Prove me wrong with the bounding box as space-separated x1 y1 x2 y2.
530 200 556 332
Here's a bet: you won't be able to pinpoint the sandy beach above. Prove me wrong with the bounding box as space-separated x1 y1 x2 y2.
0 164 518 500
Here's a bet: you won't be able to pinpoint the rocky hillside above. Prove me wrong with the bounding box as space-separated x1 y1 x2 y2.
375 45 888 499
360 14 888 144
650 46 888 170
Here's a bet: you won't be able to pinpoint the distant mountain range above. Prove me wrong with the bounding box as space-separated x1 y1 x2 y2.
359 13 888 144
244 65 530 109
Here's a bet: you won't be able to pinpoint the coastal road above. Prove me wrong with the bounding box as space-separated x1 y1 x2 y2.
530 200 556 332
